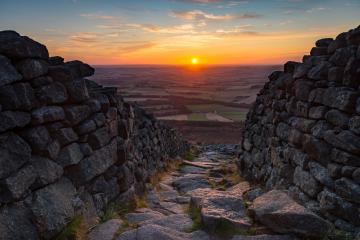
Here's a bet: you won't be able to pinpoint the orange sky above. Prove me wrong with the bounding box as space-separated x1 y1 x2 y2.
2 0 360 65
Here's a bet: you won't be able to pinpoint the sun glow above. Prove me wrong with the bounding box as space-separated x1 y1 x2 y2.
191 57 199 65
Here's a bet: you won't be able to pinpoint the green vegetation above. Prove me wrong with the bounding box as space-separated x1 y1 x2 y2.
101 202 136 223
188 113 208 121
55 216 85 240
185 204 203 232
219 112 247 122
186 104 243 113
326 229 355 240
211 219 256 237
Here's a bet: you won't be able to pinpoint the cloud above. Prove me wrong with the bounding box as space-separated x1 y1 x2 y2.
118 42 157 53
70 32 99 43
127 23 195 33
170 9 260 20
80 13 119 20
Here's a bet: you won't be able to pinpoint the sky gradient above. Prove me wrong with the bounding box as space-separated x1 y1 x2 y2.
1 0 360 65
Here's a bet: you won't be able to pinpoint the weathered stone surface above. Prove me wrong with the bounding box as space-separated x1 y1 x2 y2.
329 46 357 67
322 87 358 112
65 60 95 78
126 208 165 223
232 235 296 240
307 61 330 80
49 56 64 66
16 59 48 79
349 116 360 134
89 219 123 240
324 130 360 155
249 190 331 237
76 119 97 135
0 111 30 132
67 139 117 184
36 82 68 104
0 30 49 59
293 167 321 197
31 75 53 88
343 57 360 87
316 38 333 47
308 161 334 188
142 214 193 232
0 164 36 202
30 156 63 188
310 47 328 56
27 178 76 239
64 78 89 103
173 174 211 194
0 54 22 87
55 143 84 167
48 65 72 82
303 135 331 165
308 106 327 119
325 109 349 128
328 66 344 82
0 82 35 110
64 105 90 125
0 132 31 179
0 202 39 240
54 127 78 146
88 127 111 149
32 106 65 124
335 177 360 204
331 148 360 167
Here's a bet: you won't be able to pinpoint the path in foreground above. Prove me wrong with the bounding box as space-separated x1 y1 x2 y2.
88 145 330 240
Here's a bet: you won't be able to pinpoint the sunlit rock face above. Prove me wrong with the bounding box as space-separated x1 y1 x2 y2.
238 25 360 230
0 30 189 239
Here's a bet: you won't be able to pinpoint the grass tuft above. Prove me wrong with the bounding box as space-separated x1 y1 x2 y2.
55 216 86 240
185 204 203 232
101 202 135 223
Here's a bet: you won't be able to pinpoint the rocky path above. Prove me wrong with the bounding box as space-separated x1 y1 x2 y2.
87 145 331 240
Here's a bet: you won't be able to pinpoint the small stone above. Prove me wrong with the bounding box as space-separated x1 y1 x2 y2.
316 38 333 47
36 82 68 104
348 28 360 45
308 106 327 119
324 130 360 155
325 109 349 128
328 163 342 178
49 56 64 66
53 128 78 146
64 78 89 103
48 65 72 82
88 127 111 149
79 143 93 156
76 119 97 135
55 143 84 167
293 167 321 197
303 135 331 165
31 106 65 124
335 177 360 204
64 105 91 125
349 116 360 134
0 54 22 87
308 161 334 188
65 60 94 78
352 168 360 184
307 62 331 80
293 64 311 79
16 59 48 80
310 47 328 56
284 61 300 74
328 32 348 54
30 156 63 188
0 82 35 111
0 111 31 132
341 166 356 178
329 46 357 67
31 75 53 88
322 87 358 113
173 174 211 194
343 57 360 88
328 66 344 82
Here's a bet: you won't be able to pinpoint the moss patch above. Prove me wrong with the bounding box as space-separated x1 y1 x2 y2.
185 204 203 232
55 216 86 240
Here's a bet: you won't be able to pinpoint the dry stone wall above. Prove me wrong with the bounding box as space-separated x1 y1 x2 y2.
0 30 188 239
238 25 360 231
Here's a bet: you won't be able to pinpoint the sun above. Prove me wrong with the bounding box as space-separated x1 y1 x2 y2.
191 57 199 65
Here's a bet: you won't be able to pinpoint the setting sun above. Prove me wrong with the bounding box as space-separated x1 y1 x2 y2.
192 57 199 65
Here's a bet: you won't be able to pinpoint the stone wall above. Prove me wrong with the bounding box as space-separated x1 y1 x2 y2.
0 30 188 239
238 25 360 231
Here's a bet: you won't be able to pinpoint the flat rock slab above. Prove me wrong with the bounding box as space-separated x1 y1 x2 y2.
183 160 219 169
201 191 252 231
116 224 209 240
249 190 331 238
173 174 211 194
232 235 297 240
89 219 123 240
157 201 184 215
227 182 251 196
180 165 208 174
126 208 165 223
142 214 193 232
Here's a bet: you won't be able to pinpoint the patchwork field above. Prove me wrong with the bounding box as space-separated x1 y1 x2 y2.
90 65 280 143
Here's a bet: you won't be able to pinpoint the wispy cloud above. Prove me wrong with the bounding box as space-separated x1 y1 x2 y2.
127 23 195 33
170 9 260 20
80 13 120 20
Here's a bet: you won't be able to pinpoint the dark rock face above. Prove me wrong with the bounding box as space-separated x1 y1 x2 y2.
239 25 360 230
0 30 188 239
